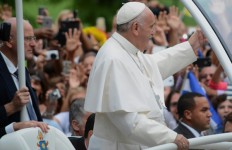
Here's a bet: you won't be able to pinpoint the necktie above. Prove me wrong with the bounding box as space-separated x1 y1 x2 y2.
14 70 38 121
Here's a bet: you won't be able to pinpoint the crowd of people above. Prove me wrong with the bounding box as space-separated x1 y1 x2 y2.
0 0 232 150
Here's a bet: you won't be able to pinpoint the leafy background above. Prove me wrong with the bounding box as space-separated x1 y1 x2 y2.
1 0 196 32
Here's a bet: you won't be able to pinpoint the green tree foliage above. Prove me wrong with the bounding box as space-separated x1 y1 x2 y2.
1 0 195 30
73 0 122 31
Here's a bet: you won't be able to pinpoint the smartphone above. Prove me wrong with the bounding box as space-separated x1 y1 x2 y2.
73 9 78 18
42 17 52 28
48 88 61 101
0 22 11 41
56 20 80 46
38 7 46 16
62 60 72 75
193 58 211 68
45 88 61 116
60 20 80 31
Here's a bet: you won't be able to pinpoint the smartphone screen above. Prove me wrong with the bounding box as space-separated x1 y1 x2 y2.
73 9 78 18
42 17 52 28
62 60 72 75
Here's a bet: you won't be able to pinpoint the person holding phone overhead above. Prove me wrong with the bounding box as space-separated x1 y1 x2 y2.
35 7 54 40
84 2 206 150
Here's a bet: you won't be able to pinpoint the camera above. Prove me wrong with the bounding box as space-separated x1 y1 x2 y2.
193 58 211 68
48 89 61 101
43 88 61 117
0 22 11 41
46 50 59 60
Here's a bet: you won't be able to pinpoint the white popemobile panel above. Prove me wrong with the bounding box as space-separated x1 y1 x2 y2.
0 126 75 150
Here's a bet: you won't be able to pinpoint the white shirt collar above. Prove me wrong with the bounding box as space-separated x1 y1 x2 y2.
112 32 140 56
0 51 17 74
181 121 201 137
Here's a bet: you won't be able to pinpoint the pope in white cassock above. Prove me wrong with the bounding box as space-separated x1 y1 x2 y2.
84 2 205 150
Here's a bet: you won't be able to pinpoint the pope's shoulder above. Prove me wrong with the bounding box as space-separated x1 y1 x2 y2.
95 37 126 62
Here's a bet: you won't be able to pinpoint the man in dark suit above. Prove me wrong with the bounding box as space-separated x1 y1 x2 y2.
69 113 95 150
68 99 94 150
0 18 49 138
174 92 212 138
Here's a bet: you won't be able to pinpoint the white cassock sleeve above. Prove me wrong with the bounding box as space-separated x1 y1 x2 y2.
106 111 177 146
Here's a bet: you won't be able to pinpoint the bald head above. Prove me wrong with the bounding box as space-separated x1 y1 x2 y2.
4 17 31 37
1 17 35 65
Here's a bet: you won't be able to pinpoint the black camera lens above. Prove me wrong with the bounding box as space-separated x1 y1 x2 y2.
50 53 57 59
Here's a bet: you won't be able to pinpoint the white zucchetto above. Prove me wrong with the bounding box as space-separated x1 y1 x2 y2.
116 2 146 25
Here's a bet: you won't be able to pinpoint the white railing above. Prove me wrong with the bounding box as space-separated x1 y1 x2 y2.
145 133 232 150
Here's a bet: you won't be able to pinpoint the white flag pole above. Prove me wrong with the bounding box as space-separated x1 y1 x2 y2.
15 0 27 121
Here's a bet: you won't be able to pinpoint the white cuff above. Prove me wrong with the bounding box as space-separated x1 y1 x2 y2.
5 122 15 134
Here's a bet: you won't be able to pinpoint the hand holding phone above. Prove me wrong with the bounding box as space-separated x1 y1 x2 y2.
56 20 80 46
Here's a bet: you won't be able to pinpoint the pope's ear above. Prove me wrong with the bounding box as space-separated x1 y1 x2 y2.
131 22 139 36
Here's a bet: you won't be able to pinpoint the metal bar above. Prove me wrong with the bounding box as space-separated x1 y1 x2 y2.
15 0 27 121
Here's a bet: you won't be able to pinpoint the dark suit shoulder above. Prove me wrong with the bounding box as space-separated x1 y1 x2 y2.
68 136 86 150
0 127 7 138
174 123 196 139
